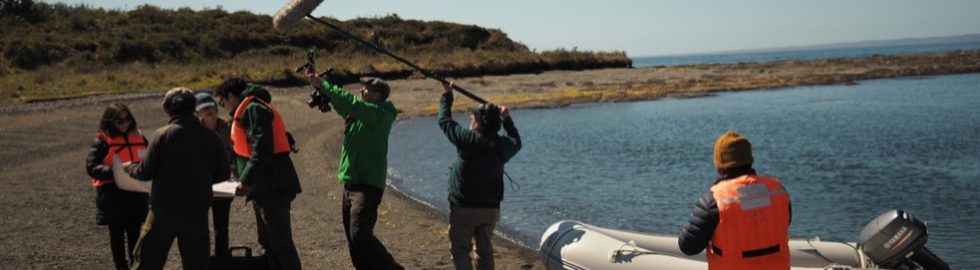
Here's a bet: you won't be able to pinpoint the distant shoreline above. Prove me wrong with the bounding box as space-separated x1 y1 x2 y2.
5 49 978 116
384 49 980 118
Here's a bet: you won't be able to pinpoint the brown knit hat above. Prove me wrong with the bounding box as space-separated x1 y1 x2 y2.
713 130 753 170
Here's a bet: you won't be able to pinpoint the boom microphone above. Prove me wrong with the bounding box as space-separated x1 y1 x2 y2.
273 0 490 104
273 0 324 32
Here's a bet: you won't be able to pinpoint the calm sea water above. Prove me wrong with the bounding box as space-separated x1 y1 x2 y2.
632 41 980 67
387 73 980 268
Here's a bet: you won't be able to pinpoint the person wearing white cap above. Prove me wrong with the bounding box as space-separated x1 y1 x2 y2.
195 92 235 258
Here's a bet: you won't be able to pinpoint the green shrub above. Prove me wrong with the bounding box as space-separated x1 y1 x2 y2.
3 40 71 69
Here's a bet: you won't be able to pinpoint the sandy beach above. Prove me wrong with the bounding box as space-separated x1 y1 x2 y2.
1 50 978 269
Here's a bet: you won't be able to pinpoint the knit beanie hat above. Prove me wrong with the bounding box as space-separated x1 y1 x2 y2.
713 130 753 170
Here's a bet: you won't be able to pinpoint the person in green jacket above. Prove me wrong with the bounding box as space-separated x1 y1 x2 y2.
438 82 521 270
306 70 403 270
214 78 302 270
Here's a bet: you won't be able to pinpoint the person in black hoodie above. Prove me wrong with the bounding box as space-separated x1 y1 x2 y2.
85 103 149 270
438 82 522 270
125 87 230 270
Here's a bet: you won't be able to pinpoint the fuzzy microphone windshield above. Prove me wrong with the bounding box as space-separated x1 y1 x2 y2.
273 0 324 32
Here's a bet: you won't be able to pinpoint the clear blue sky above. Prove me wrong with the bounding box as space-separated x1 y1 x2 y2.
49 0 980 57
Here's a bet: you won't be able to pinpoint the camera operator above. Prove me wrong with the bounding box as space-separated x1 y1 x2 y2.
306 68 403 270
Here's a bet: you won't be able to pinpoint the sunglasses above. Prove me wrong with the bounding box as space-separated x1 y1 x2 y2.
113 117 131 125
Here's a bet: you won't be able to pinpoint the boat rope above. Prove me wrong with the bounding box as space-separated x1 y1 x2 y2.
608 240 671 263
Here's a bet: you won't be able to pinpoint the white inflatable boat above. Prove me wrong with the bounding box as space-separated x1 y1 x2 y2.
539 210 948 270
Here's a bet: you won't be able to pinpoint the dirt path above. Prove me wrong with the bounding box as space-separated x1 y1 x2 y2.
1 50 979 269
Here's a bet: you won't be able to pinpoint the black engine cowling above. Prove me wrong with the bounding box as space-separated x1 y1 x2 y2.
858 210 948 270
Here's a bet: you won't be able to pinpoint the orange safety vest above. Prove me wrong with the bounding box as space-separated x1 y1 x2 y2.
707 174 791 270
92 131 147 187
231 96 291 157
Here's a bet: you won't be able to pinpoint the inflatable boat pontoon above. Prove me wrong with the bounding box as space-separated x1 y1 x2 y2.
539 210 948 270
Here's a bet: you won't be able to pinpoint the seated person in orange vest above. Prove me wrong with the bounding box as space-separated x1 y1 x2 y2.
85 103 149 270
125 88 231 269
678 130 791 270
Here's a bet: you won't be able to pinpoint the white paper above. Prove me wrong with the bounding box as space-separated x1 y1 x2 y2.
112 155 241 197
112 155 152 193
212 180 239 198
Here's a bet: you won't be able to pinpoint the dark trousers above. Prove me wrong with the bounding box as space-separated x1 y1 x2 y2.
449 205 500 270
212 198 232 257
342 184 403 270
253 192 302 270
130 209 211 270
108 221 142 270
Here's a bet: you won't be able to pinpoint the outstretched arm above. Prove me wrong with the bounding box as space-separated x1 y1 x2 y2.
438 82 474 145
499 106 522 161
129 133 161 181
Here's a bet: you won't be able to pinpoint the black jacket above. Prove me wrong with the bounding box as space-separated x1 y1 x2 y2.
129 113 230 212
438 92 522 208
85 134 149 225
678 170 791 256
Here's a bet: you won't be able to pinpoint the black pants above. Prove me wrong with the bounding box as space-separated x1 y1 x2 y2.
108 221 142 270
131 208 211 270
253 192 302 270
212 198 232 257
342 184 403 270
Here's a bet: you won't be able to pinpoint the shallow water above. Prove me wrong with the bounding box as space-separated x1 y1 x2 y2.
388 73 980 268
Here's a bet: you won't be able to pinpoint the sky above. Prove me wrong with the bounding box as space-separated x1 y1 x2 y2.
48 0 980 57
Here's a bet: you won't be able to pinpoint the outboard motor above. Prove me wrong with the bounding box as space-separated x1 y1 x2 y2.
858 210 948 270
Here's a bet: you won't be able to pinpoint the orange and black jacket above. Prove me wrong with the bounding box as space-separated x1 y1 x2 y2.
677 168 792 255
86 131 148 183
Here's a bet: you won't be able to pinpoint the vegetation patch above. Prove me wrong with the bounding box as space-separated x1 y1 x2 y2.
0 0 631 104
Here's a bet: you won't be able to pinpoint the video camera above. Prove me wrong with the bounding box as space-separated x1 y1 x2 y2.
296 47 333 113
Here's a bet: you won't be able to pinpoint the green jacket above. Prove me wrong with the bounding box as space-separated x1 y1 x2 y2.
439 92 521 208
318 80 397 190
232 85 302 199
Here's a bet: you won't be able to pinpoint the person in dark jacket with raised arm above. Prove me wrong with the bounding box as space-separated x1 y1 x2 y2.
125 87 230 270
439 82 522 270
678 131 791 270
85 103 149 270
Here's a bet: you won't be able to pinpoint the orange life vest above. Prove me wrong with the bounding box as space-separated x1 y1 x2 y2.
231 95 291 157
92 131 147 187
707 174 791 270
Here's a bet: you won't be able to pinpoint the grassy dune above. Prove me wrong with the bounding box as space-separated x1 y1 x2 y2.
0 1 630 104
